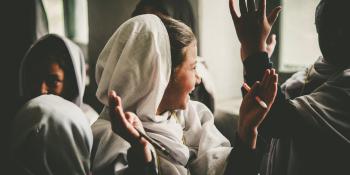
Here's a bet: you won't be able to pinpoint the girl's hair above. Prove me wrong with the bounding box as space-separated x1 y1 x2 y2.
159 16 196 69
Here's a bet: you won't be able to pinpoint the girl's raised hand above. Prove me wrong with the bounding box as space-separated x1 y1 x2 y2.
108 90 152 162
238 69 278 149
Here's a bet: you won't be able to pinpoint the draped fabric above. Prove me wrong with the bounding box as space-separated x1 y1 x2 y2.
10 95 93 175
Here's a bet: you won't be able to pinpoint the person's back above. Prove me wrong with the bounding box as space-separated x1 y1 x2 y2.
228 0 350 174
263 1 350 174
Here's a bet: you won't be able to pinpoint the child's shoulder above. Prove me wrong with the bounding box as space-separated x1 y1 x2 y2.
188 100 211 112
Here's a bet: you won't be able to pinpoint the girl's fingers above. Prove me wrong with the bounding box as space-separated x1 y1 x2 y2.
239 0 248 16
116 106 128 125
229 0 239 21
109 91 117 108
261 69 270 85
267 74 278 93
261 69 271 90
248 81 260 98
268 6 282 26
247 0 256 12
259 0 267 18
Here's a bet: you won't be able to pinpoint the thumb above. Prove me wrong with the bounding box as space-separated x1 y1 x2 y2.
266 34 277 57
268 6 282 26
267 34 276 46
109 90 117 108
245 81 260 99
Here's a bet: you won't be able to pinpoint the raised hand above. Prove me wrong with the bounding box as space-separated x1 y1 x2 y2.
238 69 278 149
109 90 152 162
229 0 281 60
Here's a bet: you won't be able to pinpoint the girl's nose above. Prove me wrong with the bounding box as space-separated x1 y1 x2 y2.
195 72 202 85
41 81 49 95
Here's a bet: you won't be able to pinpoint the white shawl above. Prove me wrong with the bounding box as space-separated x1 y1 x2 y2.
92 14 231 175
10 95 93 175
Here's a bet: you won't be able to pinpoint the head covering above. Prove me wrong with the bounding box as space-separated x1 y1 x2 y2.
95 14 195 165
10 95 93 175
19 34 86 106
95 14 171 121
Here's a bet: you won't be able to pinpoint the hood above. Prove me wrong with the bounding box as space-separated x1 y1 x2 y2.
19 34 85 106
95 14 171 122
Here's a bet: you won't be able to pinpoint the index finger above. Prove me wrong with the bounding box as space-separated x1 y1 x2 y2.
229 0 239 22
259 0 266 18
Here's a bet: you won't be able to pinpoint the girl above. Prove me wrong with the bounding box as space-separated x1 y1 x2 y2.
91 14 277 175
19 34 98 124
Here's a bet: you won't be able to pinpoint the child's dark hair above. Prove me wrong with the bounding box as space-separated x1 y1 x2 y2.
315 0 350 66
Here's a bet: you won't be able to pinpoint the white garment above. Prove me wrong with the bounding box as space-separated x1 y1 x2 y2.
19 34 99 124
10 95 93 175
92 14 231 175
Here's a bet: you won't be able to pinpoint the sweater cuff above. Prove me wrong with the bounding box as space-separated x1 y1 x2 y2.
243 52 273 86
127 146 158 175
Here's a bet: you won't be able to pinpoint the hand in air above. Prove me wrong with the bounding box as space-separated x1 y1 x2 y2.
239 69 278 149
229 0 281 60
109 90 152 162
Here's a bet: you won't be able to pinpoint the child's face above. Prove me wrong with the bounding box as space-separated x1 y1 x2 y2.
27 62 65 98
161 42 201 110
41 63 65 96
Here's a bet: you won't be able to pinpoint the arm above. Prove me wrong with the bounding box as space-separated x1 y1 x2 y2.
243 53 304 138
229 0 303 138
108 91 157 175
225 69 278 175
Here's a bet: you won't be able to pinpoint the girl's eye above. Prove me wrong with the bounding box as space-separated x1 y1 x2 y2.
192 65 197 70
46 75 62 87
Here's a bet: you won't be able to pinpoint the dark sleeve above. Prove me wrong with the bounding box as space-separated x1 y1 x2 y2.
243 52 273 86
126 146 158 175
242 52 307 138
224 133 260 175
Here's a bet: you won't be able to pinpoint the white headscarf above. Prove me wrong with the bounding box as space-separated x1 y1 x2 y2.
19 34 99 124
10 95 93 175
95 14 171 122
94 14 192 164
19 34 86 107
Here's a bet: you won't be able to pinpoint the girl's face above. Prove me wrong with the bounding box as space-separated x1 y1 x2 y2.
40 63 65 96
158 41 201 113
27 62 65 99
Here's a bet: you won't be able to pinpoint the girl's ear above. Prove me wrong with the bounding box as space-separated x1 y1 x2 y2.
171 66 179 83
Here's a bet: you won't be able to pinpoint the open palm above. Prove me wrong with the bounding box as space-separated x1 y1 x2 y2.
229 0 281 60
239 69 278 148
